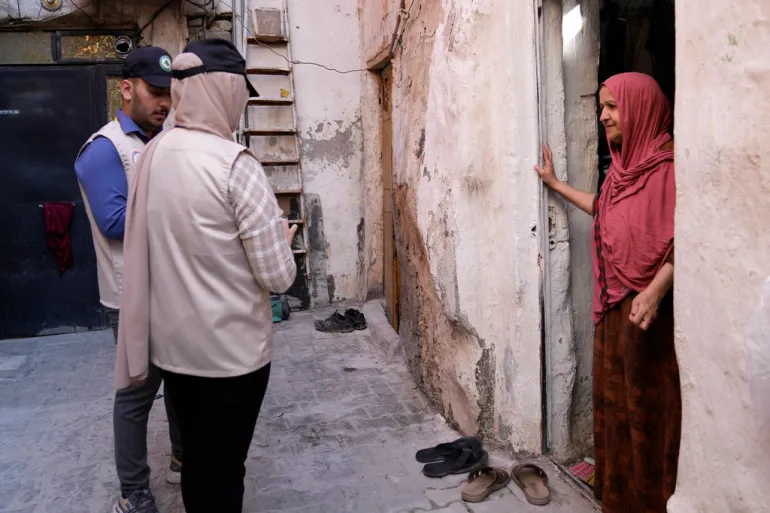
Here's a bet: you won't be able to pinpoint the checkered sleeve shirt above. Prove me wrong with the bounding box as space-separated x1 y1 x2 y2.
228 152 297 293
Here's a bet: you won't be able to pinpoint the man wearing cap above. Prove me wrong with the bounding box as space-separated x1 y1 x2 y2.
118 38 296 512
74 46 182 513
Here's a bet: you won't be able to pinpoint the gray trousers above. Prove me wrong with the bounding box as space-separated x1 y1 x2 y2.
106 308 183 493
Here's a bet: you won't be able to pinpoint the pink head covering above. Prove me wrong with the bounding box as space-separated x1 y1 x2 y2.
592 73 676 323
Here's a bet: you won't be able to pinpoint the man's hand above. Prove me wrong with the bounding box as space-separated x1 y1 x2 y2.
283 218 298 247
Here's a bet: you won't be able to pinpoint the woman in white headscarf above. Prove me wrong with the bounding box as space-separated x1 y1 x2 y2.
117 38 297 512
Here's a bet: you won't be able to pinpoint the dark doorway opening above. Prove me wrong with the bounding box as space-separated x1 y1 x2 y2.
597 0 675 190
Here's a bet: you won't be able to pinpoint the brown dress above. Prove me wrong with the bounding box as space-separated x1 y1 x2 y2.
593 290 682 513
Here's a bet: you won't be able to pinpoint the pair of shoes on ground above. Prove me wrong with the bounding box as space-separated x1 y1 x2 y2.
315 308 367 333
114 456 182 513
415 436 551 505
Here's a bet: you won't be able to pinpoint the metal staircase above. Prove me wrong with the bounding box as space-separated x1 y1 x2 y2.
241 0 310 307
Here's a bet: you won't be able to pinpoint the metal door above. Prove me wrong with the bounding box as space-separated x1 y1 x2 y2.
0 66 104 338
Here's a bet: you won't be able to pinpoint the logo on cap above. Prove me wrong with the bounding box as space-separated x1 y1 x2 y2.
159 55 172 72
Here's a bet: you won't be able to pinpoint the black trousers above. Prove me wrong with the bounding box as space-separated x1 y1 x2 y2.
161 364 271 513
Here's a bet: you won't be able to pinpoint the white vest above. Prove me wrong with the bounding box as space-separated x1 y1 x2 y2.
145 128 273 377
76 120 146 309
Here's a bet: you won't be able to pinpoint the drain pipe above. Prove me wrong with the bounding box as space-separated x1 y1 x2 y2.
532 0 553 455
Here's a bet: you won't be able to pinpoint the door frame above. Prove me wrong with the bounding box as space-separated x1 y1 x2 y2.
380 64 399 331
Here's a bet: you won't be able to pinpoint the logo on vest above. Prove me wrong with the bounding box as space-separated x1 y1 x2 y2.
131 150 142 167
159 55 172 72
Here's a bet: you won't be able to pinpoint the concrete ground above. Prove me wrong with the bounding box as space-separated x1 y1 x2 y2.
0 305 598 513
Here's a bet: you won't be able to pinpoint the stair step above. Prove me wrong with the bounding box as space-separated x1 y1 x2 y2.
246 43 290 74
248 35 288 44
247 75 293 103
245 129 296 136
260 159 300 166
248 98 293 106
247 104 295 132
273 188 302 195
247 68 291 76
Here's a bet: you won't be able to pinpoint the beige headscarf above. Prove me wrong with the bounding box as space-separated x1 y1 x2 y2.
115 52 249 389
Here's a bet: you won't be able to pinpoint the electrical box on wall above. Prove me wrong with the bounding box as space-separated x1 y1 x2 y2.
250 8 286 42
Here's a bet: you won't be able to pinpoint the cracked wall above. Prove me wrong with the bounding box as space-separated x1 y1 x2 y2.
289 0 370 305
361 0 544 452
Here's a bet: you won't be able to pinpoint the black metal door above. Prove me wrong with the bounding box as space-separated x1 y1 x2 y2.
0 66 105 338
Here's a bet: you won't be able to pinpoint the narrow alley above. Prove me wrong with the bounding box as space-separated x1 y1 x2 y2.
0 305 596 513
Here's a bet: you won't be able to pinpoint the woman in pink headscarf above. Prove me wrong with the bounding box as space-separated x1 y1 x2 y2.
535 73 680 512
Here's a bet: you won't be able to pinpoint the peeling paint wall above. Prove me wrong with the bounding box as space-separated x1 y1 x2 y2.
288 0 369 303
668 1 770 511
360 0 544 452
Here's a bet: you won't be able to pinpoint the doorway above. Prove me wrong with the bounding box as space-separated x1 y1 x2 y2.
381 64 400 331
539 0 677 490
597 0 675 189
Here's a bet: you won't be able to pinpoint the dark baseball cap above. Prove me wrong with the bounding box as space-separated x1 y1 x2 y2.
122 46 173 88
173 38 259 97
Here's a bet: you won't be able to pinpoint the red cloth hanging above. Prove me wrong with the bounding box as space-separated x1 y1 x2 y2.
44 202 74 275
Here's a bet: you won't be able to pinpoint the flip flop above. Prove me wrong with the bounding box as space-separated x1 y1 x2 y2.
511 463 551 506
415 435 483 463
422 447 488 478
461 466 511 502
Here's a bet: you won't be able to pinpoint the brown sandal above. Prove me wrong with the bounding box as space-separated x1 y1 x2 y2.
461 466 511 503
511 463 551 505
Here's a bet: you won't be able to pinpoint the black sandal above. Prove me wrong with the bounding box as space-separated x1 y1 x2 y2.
421 447 488 478
415 436 483 463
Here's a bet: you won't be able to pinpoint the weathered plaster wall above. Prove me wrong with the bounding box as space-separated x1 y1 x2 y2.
359 0 400 66
668 1 770 511
361 0 544 452
288 0 368 302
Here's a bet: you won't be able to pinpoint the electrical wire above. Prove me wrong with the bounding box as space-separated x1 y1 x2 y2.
135 0 174 38
1 0 417 74
217 0 416 75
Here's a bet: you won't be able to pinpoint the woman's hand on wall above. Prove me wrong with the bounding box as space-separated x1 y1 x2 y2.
534 143 597 216
534 144 559 187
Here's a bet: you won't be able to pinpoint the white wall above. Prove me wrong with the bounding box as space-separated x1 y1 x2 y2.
288 0 367 302
421 0 543 450
359 0 545 452
668 0 770 511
